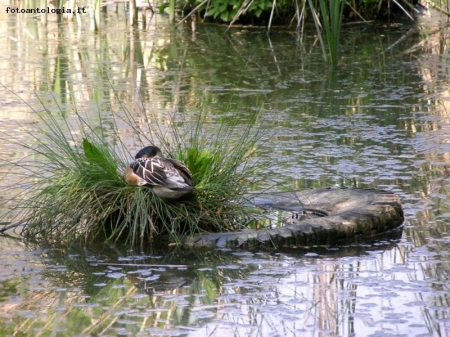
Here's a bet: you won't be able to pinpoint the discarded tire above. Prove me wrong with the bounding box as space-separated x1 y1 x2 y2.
183 188 404 249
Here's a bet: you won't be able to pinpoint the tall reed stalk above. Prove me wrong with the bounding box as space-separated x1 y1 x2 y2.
90 0 101 30
169 0 176 22
317 0 345 67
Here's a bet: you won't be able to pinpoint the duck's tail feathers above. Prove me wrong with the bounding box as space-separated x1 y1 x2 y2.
170 186 195 192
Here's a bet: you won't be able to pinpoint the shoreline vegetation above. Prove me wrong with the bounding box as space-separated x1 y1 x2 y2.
12 0 446 67
14 0 444 26
0 89 268 248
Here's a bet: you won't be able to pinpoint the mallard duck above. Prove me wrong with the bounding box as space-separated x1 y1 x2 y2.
125 146 194 200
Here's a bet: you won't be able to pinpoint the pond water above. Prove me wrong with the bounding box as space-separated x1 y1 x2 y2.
1 4 450 336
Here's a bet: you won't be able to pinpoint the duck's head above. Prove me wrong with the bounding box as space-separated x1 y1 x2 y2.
135 146 163 159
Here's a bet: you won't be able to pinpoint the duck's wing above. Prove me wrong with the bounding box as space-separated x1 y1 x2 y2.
167 158 194 186
131 158 167 186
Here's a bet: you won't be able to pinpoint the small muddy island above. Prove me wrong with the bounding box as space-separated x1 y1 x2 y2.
184 188 404 248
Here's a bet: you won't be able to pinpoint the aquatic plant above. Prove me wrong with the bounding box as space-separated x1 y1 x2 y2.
0 90 266 247
318 0 345 67
308 0 344 67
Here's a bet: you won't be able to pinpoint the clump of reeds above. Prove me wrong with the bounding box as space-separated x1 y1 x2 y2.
0 91 265 247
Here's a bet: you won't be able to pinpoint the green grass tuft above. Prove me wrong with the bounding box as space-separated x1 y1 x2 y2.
0 90 267 247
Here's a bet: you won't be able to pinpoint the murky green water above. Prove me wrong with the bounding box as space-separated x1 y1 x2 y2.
1 4 450 336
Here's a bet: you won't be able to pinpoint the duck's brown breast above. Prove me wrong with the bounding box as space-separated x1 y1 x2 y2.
124 166 141 185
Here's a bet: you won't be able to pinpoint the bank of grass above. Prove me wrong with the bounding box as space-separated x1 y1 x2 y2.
0 92 266 247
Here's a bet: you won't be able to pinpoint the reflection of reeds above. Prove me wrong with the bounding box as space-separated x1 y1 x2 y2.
3 246 255 336
0 89 266 247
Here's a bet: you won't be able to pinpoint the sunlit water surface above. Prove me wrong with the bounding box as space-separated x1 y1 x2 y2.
0 5 450 336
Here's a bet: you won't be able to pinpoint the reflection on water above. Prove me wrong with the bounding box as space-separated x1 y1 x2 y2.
0 238 448 336
1 4 450 337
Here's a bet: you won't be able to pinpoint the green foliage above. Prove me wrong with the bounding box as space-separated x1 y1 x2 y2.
199 0 280 22
318 0 345 67
183 148 214 182
205 0 236 21
185 0 414 26
82 138 118 177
